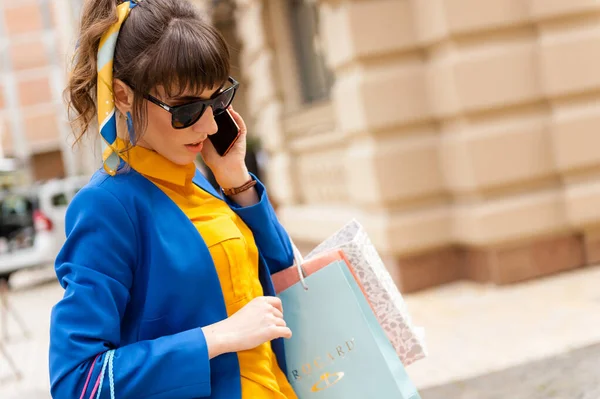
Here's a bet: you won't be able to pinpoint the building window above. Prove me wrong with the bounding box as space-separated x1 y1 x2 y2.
288 0 334 104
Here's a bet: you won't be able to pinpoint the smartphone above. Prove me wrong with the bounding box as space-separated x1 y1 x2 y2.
210 109 241 157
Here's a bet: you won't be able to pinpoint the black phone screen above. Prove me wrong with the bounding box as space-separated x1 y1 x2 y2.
210 110 240 156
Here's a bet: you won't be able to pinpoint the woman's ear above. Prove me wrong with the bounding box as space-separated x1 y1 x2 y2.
113 79 134 114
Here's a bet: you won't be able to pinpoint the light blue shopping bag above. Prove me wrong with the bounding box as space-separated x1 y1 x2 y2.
278 260 421 398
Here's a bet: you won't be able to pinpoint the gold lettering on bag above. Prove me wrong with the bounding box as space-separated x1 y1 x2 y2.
310 372 345 392
302 364 312 375
289 338 356 391
314 357 324 369
346 339 355 351
292 370 301 381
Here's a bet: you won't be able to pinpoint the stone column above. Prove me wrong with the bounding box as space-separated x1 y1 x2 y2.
233 0 300 206
309 0 451 290
537 1 600 264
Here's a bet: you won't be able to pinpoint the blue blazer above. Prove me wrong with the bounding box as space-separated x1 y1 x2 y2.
49 168 295 399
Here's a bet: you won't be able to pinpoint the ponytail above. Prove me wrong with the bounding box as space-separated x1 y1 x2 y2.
66 0 119 143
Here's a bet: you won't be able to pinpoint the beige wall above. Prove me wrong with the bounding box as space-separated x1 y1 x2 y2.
233 0 600 291
0 0 98 182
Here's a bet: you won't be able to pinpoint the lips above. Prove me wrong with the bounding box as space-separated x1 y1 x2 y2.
185 140 205 154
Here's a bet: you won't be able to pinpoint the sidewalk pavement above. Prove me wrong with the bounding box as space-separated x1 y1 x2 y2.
421 342 600 399
1 264 599 398
403 265 600 391
0 267 58 398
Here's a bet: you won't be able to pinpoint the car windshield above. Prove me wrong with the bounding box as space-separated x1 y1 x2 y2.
0 195 35 232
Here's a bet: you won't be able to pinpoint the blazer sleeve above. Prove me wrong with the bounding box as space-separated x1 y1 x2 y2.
224 174 295 274
49 185 212 399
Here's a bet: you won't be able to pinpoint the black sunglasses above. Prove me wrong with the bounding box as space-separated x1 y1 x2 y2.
129 76 239 129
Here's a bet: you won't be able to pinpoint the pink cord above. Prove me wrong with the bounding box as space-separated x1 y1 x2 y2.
79 354 101 399
89 371 102 399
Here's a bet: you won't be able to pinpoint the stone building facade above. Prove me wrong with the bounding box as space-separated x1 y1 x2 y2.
221 0 600 292
0 0 98 183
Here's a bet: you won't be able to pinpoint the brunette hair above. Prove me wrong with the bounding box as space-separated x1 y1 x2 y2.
66 0 230 142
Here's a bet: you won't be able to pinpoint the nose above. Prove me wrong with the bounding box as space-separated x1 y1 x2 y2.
192 106 218 135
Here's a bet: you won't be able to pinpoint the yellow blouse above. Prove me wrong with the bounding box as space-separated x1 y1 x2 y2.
124 144 297 399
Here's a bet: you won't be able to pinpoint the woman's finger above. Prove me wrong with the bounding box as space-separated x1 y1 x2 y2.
227 106 247 133
274 326 292 339
271 306 284 320
265 296 283 314
274 316 287 327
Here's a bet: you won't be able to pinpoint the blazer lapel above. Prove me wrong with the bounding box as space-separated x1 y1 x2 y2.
192 169 223 199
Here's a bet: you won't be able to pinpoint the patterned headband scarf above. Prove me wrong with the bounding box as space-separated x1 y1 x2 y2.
97 1 139 176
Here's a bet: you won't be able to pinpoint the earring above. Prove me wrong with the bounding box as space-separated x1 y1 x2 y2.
126 112 135 144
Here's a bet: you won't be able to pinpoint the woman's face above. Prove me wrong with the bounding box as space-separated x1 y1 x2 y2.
136 85 221 165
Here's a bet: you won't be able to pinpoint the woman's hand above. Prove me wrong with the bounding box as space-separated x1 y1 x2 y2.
201 296 292 358
200 106 250 190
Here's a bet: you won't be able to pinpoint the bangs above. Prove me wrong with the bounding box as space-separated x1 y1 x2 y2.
134 18 230 98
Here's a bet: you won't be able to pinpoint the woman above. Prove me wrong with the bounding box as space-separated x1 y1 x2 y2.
49 0 298 398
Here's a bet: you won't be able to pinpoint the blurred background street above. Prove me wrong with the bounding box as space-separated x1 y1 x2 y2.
2 0 600 398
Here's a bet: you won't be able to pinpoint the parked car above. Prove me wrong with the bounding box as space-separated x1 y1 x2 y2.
0 176 89 281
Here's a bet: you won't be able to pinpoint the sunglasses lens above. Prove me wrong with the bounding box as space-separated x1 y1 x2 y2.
168 83 237 128
172 103 205 129
212 88 235 116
